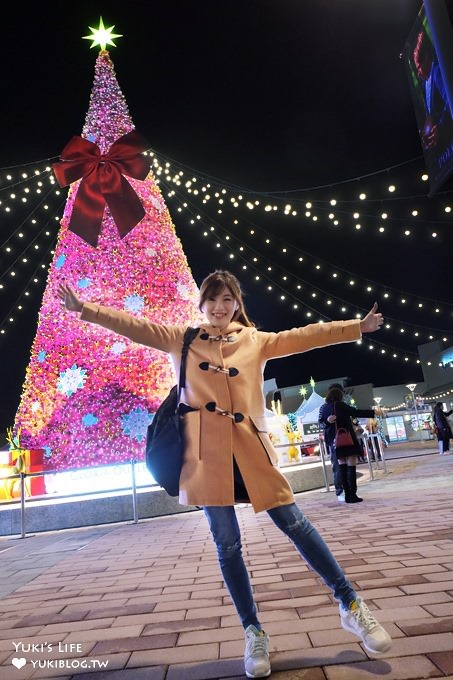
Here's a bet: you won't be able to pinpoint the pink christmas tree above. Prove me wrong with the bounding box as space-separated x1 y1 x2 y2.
14 41 202 471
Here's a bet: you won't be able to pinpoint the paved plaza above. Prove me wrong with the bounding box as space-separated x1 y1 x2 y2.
1 440 453 679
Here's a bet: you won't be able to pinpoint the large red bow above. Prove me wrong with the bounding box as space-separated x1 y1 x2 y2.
53 131 150 247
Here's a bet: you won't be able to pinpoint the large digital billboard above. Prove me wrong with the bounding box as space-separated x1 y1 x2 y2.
404 3 453 194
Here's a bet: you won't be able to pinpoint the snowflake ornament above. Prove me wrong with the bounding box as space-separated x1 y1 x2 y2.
82 413 99 427
124 294 144 313
177 282 191 299
55 255 66 270
57 364 88 397
77 278 92 289
121 407 153 442
110 341 127 355
149 195 164 212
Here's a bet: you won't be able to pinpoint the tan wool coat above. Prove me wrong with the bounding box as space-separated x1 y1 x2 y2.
81 303 362 513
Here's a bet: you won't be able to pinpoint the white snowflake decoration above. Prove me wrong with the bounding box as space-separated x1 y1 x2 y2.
149 195 164 213
31 401 41 413
57 364 87 397
121 407 153 442
145 246 157 257
177 282 191 299
124 294 144 313
110 341 127 355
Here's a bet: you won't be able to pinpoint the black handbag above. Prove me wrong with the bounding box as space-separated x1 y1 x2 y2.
145 327 199 496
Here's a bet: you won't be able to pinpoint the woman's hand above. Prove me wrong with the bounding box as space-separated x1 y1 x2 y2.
57 283 84 313
360 302 383 333
327 415 336 423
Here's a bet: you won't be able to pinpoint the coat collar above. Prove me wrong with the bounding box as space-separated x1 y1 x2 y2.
200 321 245 337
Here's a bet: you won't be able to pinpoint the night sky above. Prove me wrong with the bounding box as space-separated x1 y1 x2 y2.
1 0 453 430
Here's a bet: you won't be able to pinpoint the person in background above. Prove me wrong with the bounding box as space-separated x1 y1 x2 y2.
319 385 375 504
319 383 346 501
352 417 367 463
366 416 379 435
58 271 391 679
365 416 381 461
433 402 453 455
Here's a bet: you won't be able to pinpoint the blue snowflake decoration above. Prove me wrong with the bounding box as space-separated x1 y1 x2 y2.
55 254 66 270
121 407 153 442
43 446 52 459
110 341 127 355
37 350 47 363
77 278 92 289
124 294 144 313
287 412 298 431
57 364 87 397
82 413 99 427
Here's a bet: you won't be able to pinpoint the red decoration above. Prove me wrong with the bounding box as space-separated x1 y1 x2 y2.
53 130 149 246
26 449 45 472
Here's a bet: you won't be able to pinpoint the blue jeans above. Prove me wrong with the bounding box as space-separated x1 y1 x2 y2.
203 503 356 629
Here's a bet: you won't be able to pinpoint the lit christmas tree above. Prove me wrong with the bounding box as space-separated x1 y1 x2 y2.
14 23 202 471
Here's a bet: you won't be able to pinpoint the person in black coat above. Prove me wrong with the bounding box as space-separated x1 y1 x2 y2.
433 402 453 455
319 383 345 500
319 385 374 503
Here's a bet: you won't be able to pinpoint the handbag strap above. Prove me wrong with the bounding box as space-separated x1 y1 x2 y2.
177 327 200 400
333 401 338 432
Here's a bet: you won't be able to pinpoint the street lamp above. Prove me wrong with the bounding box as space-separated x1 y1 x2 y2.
406 383 422 441
373 396 383 422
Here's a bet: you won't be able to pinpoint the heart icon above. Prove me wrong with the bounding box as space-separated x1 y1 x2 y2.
12 657 26 669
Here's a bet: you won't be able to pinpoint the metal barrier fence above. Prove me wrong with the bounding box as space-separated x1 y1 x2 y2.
317 438 331 492
2 437 387 538
319 433 387 488
359 433 388 479
1 459 147 539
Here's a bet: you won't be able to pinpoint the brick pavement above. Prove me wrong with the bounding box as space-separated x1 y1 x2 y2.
1 441 453 679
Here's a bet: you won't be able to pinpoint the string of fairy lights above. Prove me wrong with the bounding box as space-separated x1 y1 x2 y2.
157 171 453 335
147 151 453 345
0 163 63 335
1 152 453 377
385 387 453 412
163 192 445 366
147 150 453 311
147 149 453 242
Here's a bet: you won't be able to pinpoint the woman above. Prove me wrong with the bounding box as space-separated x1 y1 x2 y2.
58 270 391 678
433 402 453 455
319 386 375 503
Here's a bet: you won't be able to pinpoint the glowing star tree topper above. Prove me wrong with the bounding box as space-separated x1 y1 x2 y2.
83 17 122 51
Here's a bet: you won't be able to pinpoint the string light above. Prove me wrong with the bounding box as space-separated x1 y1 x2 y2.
157 174 453 348
151 151 453 322
158 184 428 365
2 145 452 380
148 151 453 246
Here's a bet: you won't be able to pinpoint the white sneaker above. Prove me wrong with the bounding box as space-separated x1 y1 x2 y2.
337 492 345 502
340 598 392 654
244 625 271 678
